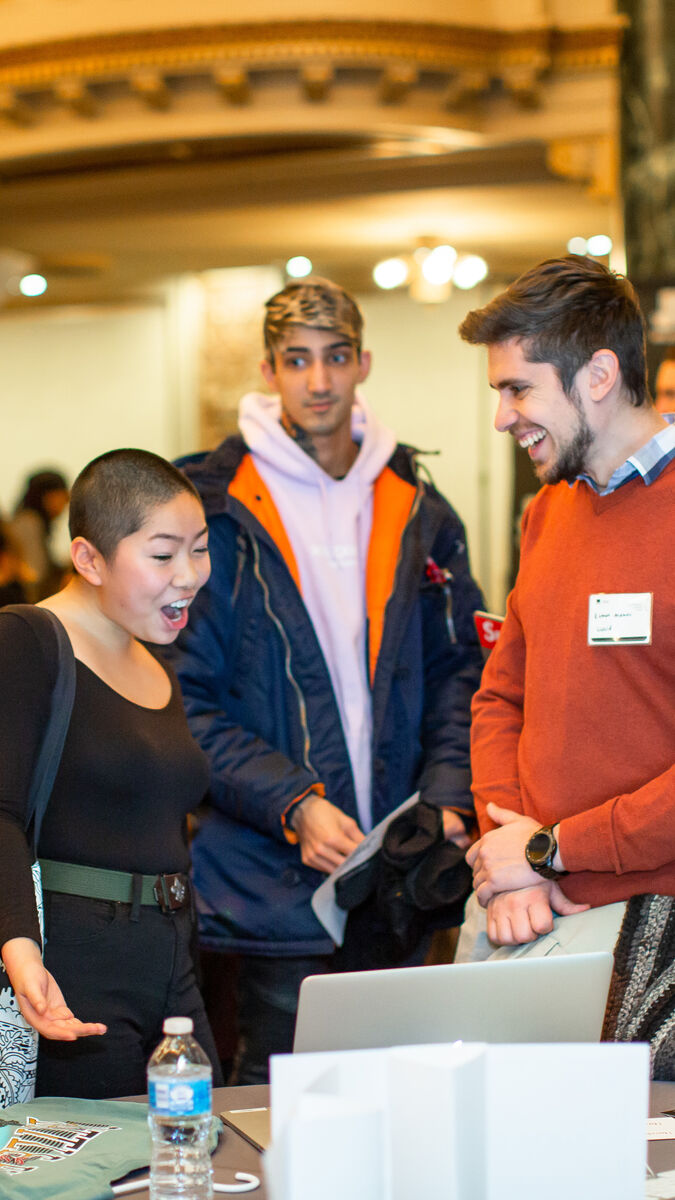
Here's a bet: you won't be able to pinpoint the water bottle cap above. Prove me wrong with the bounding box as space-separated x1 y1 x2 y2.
162 1017 194 1035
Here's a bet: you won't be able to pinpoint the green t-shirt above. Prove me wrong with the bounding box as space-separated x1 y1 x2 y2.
0 1097 150 1200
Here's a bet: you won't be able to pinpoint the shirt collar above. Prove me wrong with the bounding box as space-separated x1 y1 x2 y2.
573 413 675 495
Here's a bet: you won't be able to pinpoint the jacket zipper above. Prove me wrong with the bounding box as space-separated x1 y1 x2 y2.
231 528 247 608
250 533 315 774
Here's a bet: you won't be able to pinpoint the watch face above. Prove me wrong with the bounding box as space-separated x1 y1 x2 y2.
528 830 552 865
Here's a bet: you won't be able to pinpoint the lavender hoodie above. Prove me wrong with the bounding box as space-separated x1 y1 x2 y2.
239 390 397 832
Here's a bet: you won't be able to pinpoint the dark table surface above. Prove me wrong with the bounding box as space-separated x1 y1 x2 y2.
210 1086 269 1196
121 1085 268 1197
649 1081 675 1177
121 1080 675 1196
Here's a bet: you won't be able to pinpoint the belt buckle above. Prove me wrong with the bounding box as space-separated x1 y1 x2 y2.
153 873 187 913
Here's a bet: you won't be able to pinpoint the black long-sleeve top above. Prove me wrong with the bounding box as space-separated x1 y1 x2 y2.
0 611 209 950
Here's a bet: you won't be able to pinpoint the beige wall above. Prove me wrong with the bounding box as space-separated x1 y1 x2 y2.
0 302 177 512
358 288 511 610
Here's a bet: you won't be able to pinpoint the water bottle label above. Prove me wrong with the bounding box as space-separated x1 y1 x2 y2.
149 1078 211 1116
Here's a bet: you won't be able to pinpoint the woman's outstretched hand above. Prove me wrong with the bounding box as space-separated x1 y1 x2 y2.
2 937 107 1041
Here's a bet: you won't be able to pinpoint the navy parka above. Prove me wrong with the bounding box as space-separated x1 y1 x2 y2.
168 436 484 955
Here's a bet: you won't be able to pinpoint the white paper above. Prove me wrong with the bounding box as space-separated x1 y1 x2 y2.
267 1041 651 1200
648 1118 675 1141
588 592 653 645
645 1169 675 1199
386 1043 486 1200
270 1048 390 1140
484 1043 650 1200
264 1095 385 1200
311 792 420 943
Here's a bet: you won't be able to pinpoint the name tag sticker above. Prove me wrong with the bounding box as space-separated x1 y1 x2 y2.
588 592 653 645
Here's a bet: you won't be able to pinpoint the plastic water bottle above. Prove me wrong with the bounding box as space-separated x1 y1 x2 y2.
147 1017 213 1200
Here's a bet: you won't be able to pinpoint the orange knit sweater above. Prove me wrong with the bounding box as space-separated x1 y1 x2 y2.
471 457 675 906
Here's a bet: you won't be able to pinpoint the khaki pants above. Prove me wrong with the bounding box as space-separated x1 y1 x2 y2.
455 890 626 963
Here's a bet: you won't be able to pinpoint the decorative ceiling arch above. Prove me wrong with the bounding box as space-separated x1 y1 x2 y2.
0 18 623 168
0 11 624 304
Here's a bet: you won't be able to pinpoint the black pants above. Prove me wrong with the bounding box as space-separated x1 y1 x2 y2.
36 891 223 1099
232 898 432 1085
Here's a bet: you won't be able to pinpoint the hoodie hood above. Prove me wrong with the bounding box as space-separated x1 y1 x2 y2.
238 390 396 489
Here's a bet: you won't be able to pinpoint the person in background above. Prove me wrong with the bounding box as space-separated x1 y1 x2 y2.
654 346 675 414
0 523 31 607
455 255 675 965
9 469 70 601
0 448 222 1099
168 276 485 1084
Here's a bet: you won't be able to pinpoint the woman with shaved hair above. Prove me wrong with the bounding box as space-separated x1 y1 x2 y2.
0 448 223 1099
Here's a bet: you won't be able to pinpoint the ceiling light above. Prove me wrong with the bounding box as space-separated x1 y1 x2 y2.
285 255 313 278
373 242 488 301
409 274 452 304
373 257 409 290
452 255 488 290
567 236 588 256
19 273 47 297
421 244 457 286
586 234 612 257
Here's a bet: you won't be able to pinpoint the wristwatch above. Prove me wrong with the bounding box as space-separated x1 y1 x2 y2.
525 824 568 880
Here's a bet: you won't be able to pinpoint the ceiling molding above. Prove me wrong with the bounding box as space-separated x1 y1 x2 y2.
0 19 624 89
546 133 618 200
0 18 624 176
0 16 622 306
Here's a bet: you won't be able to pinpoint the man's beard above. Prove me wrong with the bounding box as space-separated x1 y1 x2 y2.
536 388 594 485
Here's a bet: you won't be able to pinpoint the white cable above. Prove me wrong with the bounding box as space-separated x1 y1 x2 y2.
112 1172 260 1195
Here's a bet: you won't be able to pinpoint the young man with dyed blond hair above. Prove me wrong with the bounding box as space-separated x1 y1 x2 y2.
169 277 484 1082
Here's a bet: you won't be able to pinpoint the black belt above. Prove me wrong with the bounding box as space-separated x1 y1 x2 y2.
39 859 190 914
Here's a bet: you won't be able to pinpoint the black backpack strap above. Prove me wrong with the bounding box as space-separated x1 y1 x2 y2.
0 605 76 853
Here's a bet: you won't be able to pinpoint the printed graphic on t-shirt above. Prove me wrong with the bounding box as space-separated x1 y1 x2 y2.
0 1115 121 1176
310 542 358 569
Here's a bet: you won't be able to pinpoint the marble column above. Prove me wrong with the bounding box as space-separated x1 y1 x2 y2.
197 266 283 449
620 0 675 282
619 0 675 375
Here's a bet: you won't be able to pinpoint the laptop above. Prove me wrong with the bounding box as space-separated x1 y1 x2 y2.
293 951 614 1053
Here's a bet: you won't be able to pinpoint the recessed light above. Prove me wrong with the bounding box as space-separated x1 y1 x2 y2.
453 255 488 290
285 256 313 278
586 234 612 256
567 237 588 255
19 273 47 297
373 257 409 290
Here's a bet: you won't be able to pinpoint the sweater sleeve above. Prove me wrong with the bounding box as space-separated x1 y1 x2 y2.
558 764 675 876
0 612 53 951
470 578 527 836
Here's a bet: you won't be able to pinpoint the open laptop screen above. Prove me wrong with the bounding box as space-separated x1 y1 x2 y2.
293 952 613 1053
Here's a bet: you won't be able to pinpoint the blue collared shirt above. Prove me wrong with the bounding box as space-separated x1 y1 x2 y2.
575 412 675 495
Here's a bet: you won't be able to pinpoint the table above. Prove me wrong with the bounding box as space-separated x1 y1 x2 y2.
120 1080 675 1197
210 1086 269 1196
650 1082 675 1177
119 1085 269 1197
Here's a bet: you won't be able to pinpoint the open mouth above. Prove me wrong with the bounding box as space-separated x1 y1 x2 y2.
517 429 546 450
161 599 190 625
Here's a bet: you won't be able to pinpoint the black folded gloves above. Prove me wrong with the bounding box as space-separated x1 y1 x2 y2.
335 800 473 956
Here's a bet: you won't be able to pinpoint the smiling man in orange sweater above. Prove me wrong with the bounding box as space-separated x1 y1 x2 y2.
456 254 675 961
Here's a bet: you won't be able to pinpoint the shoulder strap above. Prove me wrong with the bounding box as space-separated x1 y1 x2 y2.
1 605 76 852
